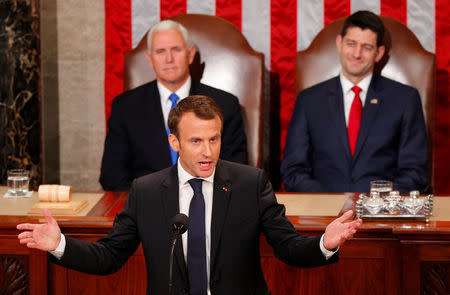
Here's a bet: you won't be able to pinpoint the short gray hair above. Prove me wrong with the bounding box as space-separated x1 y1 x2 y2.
147 20 192 49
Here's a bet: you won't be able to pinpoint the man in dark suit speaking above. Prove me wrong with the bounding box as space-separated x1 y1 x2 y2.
100 19 248 191
18 96 361 295
281 11 428 194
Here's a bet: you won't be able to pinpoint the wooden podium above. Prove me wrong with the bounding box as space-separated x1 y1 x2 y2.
1 190 450 294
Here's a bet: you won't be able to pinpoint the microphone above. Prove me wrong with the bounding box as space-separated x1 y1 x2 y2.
169 213 188 295
172 213 188 236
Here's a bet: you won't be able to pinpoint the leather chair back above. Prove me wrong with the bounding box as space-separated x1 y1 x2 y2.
295 16 436 190
124 14 264 168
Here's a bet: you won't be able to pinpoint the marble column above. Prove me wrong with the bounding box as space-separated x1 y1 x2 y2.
0 0 41 187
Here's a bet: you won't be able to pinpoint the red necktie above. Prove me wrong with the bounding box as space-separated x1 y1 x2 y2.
348 86 362 156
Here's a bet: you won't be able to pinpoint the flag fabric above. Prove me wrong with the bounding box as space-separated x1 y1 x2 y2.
105 0 450 193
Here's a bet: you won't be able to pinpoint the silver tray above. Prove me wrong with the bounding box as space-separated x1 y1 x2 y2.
355 194 434 222
359 211 427 220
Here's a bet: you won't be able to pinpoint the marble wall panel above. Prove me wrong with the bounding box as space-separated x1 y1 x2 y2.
0 0 41 187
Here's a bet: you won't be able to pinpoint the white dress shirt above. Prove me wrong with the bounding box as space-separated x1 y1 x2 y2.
157 76 191 129
177 159 214 294
340 73 373 126
176 160 335 294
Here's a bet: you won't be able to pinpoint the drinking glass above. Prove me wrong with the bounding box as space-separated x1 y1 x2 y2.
370 180 393 198
7 169 30 197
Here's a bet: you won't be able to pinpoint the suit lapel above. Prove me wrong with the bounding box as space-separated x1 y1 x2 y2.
353 75 383 161
328 77 352 160
210 161 232 276
147 81 172 165
160 165 188 284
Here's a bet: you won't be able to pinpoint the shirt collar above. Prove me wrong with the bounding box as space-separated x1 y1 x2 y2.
177 157 215 186
339 72 373 95
157 76 192 102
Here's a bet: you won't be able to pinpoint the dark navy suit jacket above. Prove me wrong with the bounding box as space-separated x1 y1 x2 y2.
281 74 428 194
52 160 337 294
100 80 248 191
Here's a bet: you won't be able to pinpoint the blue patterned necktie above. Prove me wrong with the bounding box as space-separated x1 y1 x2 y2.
167 93 179 165
187 178 207 295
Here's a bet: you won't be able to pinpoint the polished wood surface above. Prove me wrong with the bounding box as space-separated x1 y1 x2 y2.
1 192 450 294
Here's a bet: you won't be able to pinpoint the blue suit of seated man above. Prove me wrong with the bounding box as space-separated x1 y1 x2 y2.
281 11 428 194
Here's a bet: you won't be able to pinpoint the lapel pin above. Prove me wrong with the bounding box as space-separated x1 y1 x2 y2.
370 98 378 104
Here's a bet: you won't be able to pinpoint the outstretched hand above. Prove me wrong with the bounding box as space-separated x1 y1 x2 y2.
323 210 362 251
17 208 61 251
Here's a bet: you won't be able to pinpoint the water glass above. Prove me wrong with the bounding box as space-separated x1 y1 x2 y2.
7 169 30 196
370 180 393 198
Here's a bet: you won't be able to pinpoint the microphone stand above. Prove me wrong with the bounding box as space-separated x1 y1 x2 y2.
169 228 181 295
168 213 188 295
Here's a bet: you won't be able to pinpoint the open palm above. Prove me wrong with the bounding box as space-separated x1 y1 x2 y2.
17 208 61 251
323 210 362 250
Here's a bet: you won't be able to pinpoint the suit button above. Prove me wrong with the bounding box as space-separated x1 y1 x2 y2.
183 289 188 294
350 178 355 183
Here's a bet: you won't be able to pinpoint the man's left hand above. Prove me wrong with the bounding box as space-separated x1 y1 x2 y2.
323 210 362 250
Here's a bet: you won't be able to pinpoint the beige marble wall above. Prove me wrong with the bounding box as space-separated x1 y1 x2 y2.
41 0 106 191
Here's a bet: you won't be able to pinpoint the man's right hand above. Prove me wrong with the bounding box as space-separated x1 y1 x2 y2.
17 208 61 251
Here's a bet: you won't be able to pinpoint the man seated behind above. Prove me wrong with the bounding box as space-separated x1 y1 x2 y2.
281 11 428 194
100 20 248 191
18 96 361 295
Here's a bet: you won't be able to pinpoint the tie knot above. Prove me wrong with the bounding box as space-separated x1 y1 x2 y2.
188 178 203 194
169 93 179 106
351 85 362 96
